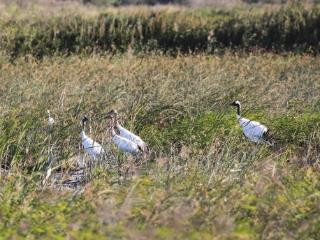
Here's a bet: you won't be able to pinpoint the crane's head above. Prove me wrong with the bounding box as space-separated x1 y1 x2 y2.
82 116 89 124
231 101 241 116
105 109 118 119
230 100 241 107
81 116 89 131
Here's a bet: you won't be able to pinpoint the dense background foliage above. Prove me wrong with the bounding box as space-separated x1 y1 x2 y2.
82 0 320 6
1 4 320 58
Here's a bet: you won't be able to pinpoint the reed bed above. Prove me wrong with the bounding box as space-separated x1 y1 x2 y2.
0 51 319 238
0 4 320 58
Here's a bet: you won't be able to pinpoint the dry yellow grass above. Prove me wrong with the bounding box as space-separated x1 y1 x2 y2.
1 52 319 115
0 4 319 238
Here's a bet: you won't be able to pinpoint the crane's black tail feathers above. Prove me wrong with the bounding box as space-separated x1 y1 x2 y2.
262 130 275 147
137 145 144 152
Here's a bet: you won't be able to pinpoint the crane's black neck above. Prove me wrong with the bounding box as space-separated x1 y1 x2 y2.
236 104 241 116
82 117 88 131
82 121 85 131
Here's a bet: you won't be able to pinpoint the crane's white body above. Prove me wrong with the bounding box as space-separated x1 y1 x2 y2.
47 110 55 126
111 128 141 155
81 131 104 160
48 116 55 125
116 123 146 149
106 109 147 152
42 167 52 185
232 101 272 146
237 115 268 143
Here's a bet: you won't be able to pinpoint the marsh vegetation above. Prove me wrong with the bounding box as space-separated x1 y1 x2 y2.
0 1 319 239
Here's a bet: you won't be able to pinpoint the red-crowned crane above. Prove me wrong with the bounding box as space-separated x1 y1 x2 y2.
81 116 105 160
47 110 55 126
231 101 273 146
106 109 148 152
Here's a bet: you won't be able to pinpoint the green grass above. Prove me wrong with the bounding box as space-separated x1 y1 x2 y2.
0 51 319 238
0 3 320 235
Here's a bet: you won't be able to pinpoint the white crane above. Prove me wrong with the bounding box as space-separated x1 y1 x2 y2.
42 167 52 185
231 101 273 146
108 117 143 156
81 116 105 160
42 149 53 186
106 109 148 152
43 110 55 185
111 127 143 155
47 110 55 126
